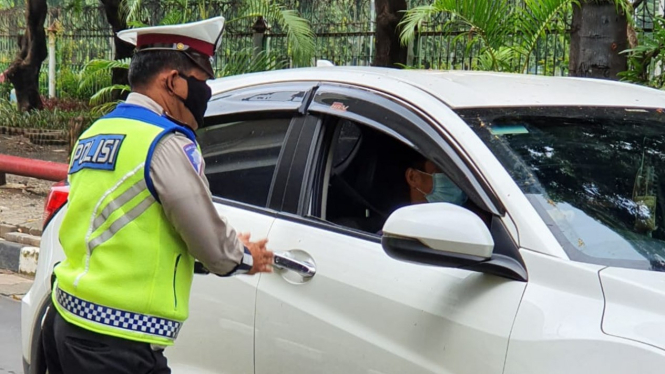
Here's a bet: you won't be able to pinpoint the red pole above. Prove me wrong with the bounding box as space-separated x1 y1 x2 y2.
0 154 68 182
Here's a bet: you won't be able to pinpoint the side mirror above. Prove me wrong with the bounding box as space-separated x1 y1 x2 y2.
381 203 494 268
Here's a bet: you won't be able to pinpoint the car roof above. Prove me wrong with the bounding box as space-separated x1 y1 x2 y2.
209 66 665 109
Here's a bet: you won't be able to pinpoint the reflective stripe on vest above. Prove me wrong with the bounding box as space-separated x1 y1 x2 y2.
56 287 182 340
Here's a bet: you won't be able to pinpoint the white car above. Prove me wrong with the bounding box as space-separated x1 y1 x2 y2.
21 67 665 374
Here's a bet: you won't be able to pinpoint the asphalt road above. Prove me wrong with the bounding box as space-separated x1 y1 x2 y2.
0 296 22 374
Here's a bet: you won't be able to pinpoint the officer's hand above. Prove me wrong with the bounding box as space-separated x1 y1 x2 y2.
238 233 273 275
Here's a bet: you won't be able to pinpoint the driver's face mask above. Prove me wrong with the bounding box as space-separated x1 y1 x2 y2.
415 170 468 206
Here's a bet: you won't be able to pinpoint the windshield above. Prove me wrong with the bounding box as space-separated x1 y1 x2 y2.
459 107 665 272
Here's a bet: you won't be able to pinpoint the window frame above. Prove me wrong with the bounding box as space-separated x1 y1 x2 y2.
306 83 504 216
272 84 527 280
295 84 503 222
200 82 317 214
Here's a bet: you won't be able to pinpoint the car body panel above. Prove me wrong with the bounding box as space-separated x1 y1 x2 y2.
599 267 665 351
255 218 526 374
21 206 67 366
504 249 665 374
146 202 274 374
208 67 665 110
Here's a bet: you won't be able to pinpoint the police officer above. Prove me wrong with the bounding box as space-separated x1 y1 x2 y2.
44 16 273 373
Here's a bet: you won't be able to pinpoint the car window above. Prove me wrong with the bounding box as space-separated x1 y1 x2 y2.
460 106 665 272
332 120 362 169
313 118 476 234
206 82 312 117
197 118 291 207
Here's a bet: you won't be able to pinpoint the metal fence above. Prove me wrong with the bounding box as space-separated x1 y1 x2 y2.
0 0 662 97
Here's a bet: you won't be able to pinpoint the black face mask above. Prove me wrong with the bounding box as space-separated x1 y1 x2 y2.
176 73 212 128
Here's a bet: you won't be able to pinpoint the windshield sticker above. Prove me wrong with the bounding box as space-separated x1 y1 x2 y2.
489 124 529 135
331 102 348 111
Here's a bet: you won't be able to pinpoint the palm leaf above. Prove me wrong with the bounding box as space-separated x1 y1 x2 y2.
120 0 144 25
160 10 186 26
515 0 578 73
79 58 130 93
279 9 316 66
92 101 124 117
218 47 286 77
400 5 437 44
90 85 130 107
400 0 513 70
127 20 149 28
230 0 315 67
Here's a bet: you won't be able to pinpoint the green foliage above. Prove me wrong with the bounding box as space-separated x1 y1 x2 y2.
121 0 315 66
0 99 97 131
78 58 129 95
80 0 314 114
77 58 131 114
0 0 17 10
89 85 130 106
514 0 577 73
229 0 316 66
0 80 11 100
229 2 314 66
57 69 82 99
216 47 287 77
400 0 577 73
619 16 665 88
56 68 105 100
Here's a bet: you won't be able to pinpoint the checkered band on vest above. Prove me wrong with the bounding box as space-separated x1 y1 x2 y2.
56 287 182 340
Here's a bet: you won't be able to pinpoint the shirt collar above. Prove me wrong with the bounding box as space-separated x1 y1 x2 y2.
125 92 164 115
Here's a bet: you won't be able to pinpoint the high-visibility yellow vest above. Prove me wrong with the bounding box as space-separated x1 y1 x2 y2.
52 103 198 346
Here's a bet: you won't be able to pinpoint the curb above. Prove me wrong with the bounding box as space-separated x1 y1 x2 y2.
0 222 41 277
0 240 21 272
0 239 39 277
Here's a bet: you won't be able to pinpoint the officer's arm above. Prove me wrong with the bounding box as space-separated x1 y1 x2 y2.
149 133 253 276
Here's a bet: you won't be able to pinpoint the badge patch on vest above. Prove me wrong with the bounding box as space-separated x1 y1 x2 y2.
182 143 202 174
69 134 125 174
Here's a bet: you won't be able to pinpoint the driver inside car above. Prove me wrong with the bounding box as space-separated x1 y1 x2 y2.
398 153 492 228
404 156 467 206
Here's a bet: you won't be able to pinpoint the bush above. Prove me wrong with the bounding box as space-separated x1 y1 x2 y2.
57 68 82 99
0 81 11 101
41 97 90 112
0 99 98 132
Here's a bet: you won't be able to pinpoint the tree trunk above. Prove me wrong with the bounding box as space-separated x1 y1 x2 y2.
373 0 407 68
569 0 628 80
4 0 47 111
101 0 134 98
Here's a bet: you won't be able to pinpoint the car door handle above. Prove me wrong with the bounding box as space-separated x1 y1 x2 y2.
273 251 316 278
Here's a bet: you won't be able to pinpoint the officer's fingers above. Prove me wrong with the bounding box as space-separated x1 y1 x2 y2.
237 233 250 245
252 238 268 249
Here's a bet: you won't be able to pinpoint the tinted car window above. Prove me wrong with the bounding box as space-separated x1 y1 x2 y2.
461 107 665 272
332 119 362 168
198 118 291 207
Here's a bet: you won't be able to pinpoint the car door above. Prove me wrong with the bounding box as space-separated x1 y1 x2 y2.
166 83 315 374
254 85 528 374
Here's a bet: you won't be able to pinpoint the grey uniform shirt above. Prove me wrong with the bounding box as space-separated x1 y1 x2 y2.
125 93 249 276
